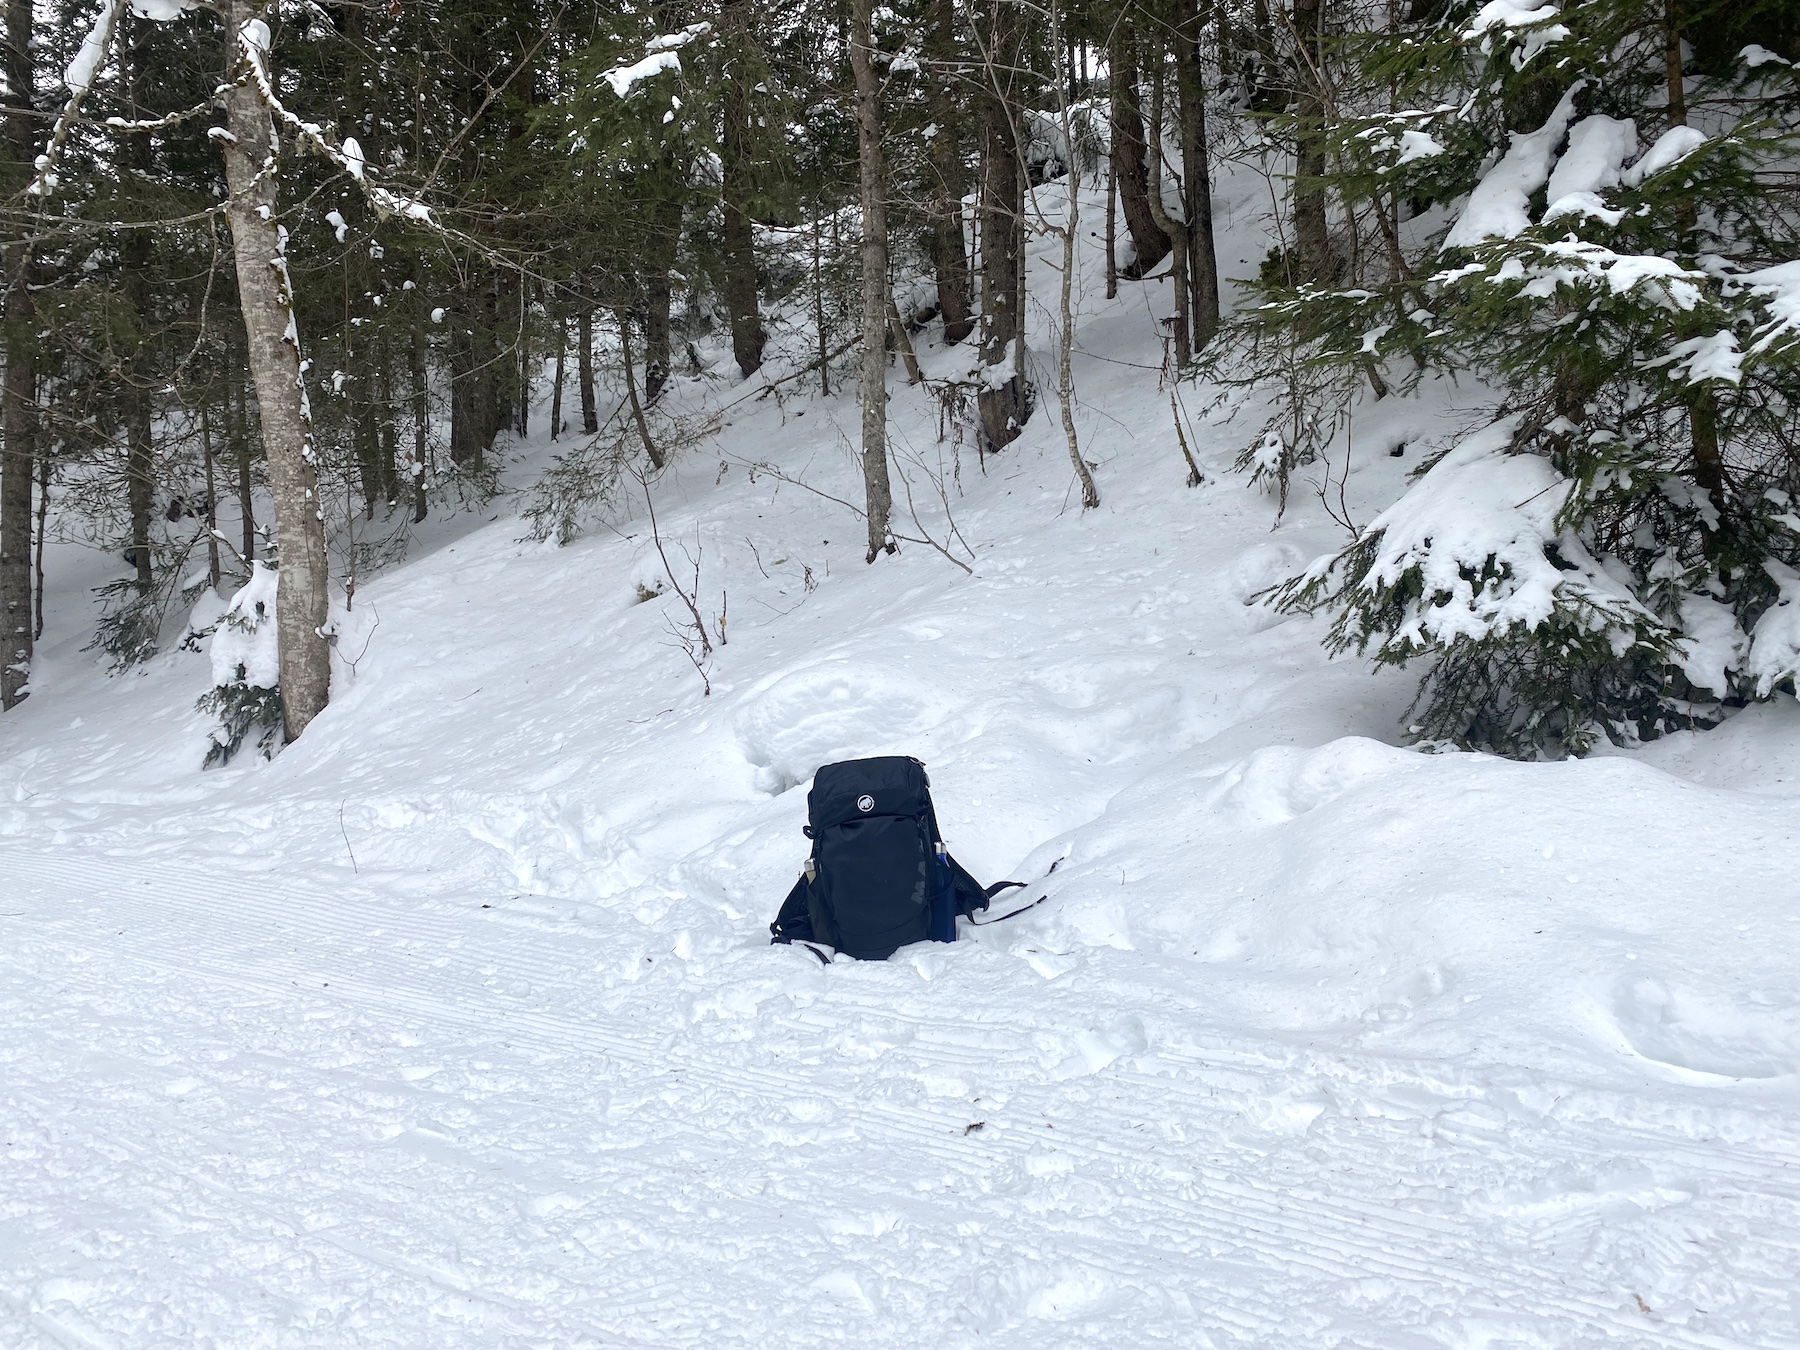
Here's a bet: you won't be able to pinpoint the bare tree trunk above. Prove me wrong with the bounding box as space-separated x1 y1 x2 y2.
33 444 48 640
1050 0 1098 509
720 0 764 379
852 0 895 560
123 330 154 589
550 315 565 439
515 283 530 440
355 388 381 518
1291 0 1331 284
409 319 430 523
925 0 975 345
1174 0 1220 350
0 0 35 708
123 18 156 593
811 203 831 396
201 402 221 588
1105 144 1118 299
1249 0 1282 113
231 367 255 562
976 0 1028 454
1143 58 1192 368
616 311 665 471
377 335 398 507
1108 25 1170 278
0 327 32 708
347 273 381 517
219 0 330 741
887 297 923 385
644 194 682 402
449 323 481 466
577 309 598 433
450 274 501 468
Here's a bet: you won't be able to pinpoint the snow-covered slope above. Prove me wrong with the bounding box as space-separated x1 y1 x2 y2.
3 174 1797 1348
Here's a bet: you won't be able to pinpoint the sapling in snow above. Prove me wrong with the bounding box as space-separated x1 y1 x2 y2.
198 562 284 766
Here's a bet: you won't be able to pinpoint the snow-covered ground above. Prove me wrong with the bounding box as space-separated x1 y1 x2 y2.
3 173 1797 1348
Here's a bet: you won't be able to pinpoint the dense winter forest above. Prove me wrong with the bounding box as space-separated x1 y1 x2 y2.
1 0 1796 759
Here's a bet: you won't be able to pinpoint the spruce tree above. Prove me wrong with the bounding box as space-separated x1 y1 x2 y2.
1234 0 1800 756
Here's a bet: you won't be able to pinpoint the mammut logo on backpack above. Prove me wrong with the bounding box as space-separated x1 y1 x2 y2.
856 794 874 812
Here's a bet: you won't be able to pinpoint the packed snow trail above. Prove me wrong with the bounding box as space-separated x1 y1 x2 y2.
6 847 1796 1349
4 172 1799 1347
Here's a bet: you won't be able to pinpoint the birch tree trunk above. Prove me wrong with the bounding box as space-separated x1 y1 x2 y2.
219 0 330 741
1050 0 1097 508
851 0 895 561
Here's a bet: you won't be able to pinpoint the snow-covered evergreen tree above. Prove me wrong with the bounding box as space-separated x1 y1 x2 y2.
1241 0 1800 755
198 561 284 766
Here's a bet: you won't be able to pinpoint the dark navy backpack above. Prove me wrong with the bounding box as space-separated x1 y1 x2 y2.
768 756 1023 960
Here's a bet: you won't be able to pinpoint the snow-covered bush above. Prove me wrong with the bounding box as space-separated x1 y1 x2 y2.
1241 0 1800 756
197 562 283 767
1274 418 1685 753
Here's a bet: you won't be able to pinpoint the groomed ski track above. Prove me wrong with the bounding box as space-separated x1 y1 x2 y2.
5 851 1794 1349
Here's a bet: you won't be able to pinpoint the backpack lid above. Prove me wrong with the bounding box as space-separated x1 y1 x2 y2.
809 756 931 832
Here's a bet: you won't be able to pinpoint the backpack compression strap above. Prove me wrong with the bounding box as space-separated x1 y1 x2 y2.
768 873 814 945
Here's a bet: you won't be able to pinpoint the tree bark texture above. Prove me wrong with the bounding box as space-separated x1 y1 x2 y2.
851 0 895 560
1108 26 1170 278
377 334 398 505
231 367 256 561
123 17 156 592
976 0 1028 453
409 321 430 523
925 0 974 344
550 318 566 438
1050 0 1097 509
1290 0 1331 284
1 0 37 708
1174 0 1220 350
219 0 331 741
720 0 765 379
449 272 501 467
1143 59 1192 367
644 194 683 402
577 309 598 433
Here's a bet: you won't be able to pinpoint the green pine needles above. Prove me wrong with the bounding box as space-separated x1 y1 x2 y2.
1223 0 1800 757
